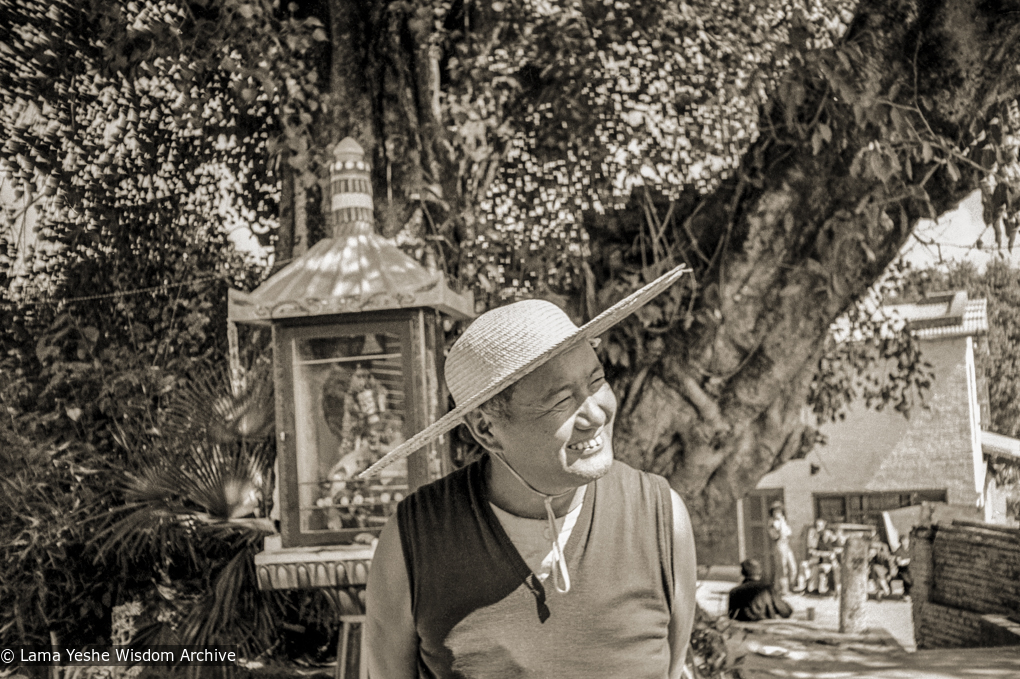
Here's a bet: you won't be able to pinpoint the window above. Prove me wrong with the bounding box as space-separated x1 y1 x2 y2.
814 489 947 526
816 496 846 523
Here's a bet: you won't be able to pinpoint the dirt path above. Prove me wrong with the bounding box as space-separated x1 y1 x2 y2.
697 579 915 651
696 579 1020 678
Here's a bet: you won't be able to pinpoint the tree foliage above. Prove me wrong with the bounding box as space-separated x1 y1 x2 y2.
0 352 346 656
94 361 282 657
0 423 123 645
0 0 297 461
0 0 319 647
809 262 932 423
0 0 325 460
0 0 325 283
4 0 1018 419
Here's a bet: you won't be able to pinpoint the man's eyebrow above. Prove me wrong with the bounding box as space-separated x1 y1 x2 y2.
537 367 604 402
538 384 572 403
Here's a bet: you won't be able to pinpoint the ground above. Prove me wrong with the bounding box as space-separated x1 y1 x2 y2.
696 575 1020 678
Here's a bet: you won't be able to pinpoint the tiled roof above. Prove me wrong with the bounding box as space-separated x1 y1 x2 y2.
892 299 956 321
913 298 988 339
885 291 988 340
982 430 1020 462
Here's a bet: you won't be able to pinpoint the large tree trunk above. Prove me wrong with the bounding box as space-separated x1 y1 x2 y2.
314 0 1020 554
610 0 1020 555
319 0 456 240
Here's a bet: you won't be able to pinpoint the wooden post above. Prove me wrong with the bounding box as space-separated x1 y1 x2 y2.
49 631 60 679
839 536 868 634
227 319 242 397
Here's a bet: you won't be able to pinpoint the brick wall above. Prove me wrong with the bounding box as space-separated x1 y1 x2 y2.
915 602 1020 648
931 523 1020 615
912 522 1020 649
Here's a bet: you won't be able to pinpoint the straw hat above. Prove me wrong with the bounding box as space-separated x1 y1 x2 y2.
359 263 690 478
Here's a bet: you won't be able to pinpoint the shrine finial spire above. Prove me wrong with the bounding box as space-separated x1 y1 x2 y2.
330 137 373 238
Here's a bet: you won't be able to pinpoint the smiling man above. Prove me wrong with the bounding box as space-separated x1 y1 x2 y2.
363 267 697 679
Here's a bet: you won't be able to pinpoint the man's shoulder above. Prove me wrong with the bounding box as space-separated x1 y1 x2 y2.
398 459 479 514
596 460 676 527
606 458 667 487
730 580 770 597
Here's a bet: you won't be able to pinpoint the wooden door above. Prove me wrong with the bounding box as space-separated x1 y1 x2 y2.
743 489 785 583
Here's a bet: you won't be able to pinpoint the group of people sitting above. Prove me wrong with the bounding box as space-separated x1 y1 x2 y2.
766 505 845 598
868 533 913 600
729 514 913 621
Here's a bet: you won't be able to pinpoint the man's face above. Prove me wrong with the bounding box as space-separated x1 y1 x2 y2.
487 342 617 492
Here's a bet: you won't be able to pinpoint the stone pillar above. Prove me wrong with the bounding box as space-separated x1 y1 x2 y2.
839 536 868 634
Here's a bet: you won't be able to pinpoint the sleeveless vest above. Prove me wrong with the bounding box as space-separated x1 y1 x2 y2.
397 457 675 679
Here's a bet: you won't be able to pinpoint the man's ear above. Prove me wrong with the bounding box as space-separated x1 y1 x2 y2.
463 409 505 454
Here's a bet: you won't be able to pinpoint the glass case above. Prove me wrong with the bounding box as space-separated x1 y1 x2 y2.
294 330 408 534
275 310 447 546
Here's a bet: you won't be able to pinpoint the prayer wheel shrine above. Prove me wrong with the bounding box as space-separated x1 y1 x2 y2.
228 137 473 590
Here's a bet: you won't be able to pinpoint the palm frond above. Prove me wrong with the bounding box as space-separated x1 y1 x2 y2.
175 546 275 657
163 359 274 443
98 351 282 661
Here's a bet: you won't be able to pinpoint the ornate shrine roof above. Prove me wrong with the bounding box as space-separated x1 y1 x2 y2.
229 138 472 324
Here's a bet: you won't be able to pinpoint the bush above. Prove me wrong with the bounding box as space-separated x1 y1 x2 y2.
0 422 124 646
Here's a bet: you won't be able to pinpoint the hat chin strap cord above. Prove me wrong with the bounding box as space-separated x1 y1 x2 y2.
490 451 575 594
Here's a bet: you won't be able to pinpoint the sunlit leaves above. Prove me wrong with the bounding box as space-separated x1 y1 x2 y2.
0 0 322 303
444 0 856 303
810 262 933 423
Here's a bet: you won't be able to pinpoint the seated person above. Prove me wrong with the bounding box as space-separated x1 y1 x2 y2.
868 537 896 600
816 522 843 594
799 518 841 595
728 559 793 622
892 534 912 596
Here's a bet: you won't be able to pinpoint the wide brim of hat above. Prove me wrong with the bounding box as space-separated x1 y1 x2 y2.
358 263 690 479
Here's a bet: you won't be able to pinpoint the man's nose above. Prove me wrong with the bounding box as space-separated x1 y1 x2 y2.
575 393 607 429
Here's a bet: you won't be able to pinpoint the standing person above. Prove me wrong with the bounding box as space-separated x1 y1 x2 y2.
728 559 793 622
767 502 797 596
361 267 698 679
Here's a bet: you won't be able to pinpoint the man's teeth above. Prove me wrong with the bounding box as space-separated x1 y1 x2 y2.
568 435 603 452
